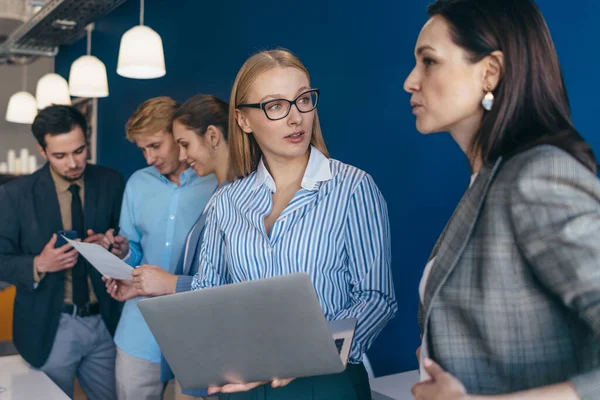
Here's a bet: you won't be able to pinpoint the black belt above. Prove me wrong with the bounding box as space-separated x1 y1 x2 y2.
61 302 100 317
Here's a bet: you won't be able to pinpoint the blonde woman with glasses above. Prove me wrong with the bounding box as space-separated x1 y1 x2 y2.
190 49 398 400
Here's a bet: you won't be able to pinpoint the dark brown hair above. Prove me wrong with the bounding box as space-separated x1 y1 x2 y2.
173 94 229 141
32 105 88 149
428 0 596 172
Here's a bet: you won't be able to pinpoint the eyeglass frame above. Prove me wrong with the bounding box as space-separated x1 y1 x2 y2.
236 89 320 121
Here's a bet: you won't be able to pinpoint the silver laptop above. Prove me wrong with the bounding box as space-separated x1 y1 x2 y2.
138 273 357 389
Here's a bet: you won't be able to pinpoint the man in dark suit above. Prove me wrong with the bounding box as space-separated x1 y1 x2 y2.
0 105 124 399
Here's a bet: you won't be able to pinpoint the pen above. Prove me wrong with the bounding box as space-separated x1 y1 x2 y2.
107 227 120 253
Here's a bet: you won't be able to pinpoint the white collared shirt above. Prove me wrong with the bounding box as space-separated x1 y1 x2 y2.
252 146 333 193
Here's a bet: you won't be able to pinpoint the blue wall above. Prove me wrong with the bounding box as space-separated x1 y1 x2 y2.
55 0 600 377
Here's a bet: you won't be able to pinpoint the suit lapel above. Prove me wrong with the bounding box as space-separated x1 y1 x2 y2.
34 164 63 242
81 166 106 292
83 166 98 234
422 158 503 320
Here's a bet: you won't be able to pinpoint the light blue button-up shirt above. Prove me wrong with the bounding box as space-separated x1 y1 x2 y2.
115 166 217 362
193 147 397 363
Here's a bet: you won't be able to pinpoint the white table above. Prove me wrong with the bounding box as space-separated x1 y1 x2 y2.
0 352 417 400
0 355 69 400
370 369 419 400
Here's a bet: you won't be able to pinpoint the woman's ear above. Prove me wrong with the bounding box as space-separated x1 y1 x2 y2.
235 109 253 134
482 50 504 91
205 125 222 148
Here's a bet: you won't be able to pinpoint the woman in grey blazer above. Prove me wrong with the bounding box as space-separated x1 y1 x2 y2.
405 0 600 399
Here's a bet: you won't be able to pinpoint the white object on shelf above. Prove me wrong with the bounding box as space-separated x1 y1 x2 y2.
19 148 29 173
7 150 16 173
28 155 38 173
15 159 22 175
0 162 7 173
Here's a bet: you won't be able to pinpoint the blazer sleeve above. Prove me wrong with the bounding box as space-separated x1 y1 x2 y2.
509 149 600 399
0 184 35 291
417 302 424 334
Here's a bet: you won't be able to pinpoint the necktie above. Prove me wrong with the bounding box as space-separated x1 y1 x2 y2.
68 184 89 307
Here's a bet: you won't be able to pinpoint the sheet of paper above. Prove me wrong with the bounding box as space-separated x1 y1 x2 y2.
63 235 133 280
418 339 430 382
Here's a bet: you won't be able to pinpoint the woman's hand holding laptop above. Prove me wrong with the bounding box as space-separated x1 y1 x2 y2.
207 378 295 394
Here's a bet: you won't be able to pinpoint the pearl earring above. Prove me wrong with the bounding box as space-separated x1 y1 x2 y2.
482 87 494 111
212 145 218 150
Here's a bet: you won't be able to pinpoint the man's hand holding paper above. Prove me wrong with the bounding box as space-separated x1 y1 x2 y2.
62 235 133 280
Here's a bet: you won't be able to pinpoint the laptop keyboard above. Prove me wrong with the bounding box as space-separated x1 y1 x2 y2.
334 338 345 354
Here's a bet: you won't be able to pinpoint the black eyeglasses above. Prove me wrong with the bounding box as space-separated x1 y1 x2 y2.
237 89 320 121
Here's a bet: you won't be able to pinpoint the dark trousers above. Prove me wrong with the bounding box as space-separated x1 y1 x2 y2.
218 363 371 400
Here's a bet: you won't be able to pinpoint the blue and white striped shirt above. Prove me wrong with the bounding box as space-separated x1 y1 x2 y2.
192 147 397 363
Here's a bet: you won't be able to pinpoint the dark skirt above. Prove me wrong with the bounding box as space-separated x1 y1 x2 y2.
217 363 371 400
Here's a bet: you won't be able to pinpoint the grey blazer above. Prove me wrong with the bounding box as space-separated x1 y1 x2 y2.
419 145 600 399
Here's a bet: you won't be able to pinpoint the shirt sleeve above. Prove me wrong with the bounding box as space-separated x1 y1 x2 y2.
192 196 231 290
333 174 398 363
119 181 143 267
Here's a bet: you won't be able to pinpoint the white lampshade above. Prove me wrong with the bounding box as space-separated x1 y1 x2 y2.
6 91 38 124
36 73 72 109
69 55 109 98
117 25 166 79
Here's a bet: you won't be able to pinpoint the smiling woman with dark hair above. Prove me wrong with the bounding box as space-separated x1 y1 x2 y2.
405 0 600 399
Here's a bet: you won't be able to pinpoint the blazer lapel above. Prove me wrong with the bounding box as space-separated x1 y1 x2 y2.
182 216 204 276
82 167 107 292
422 158 503 320
34 164 63 242
83 167 98 234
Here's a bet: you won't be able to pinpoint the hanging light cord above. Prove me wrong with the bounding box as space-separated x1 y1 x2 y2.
22 65 28 91
86 26 92 55
140 0 144 26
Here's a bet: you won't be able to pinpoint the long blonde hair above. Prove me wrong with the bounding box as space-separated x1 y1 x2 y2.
228 49 329 181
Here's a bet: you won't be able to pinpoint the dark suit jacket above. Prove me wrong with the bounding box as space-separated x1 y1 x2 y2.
0 163 125 368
